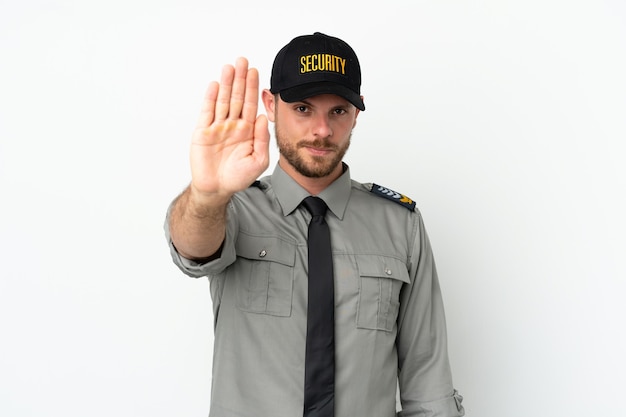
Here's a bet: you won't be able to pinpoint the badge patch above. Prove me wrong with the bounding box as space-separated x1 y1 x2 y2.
370 184 416 211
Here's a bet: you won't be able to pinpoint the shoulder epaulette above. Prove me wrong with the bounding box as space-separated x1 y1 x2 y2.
370 183 416 211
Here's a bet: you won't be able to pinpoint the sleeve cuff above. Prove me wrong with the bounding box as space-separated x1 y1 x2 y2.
164 202 236 278
399 390 465 417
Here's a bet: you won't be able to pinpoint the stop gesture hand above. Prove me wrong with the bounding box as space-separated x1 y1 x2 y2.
190 57 270 203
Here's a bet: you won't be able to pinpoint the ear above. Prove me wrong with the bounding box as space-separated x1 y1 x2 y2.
261 89 276 123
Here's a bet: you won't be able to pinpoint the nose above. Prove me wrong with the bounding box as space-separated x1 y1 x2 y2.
311 113 333 138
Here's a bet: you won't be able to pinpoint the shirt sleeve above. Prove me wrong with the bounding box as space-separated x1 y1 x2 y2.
163 199 238 278
396 211 465 417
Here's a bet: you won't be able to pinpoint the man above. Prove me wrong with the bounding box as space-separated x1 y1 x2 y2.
165 32 464 417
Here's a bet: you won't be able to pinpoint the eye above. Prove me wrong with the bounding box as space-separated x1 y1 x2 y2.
332 108 348 115
294 105 309 113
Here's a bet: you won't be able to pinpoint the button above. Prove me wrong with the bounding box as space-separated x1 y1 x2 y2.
385 268 392 275
259 250 267 258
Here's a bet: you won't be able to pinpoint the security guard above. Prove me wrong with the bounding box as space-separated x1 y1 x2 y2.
165 32 464 417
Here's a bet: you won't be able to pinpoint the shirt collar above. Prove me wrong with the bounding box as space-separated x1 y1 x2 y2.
272 162 352 220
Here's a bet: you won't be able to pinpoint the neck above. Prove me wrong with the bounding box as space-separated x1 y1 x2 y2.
278 158 343 195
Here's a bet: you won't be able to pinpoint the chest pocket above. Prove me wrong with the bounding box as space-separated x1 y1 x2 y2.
356 256 411 332
234 233 296 317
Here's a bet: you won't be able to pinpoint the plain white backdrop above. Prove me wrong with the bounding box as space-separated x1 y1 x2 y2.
1 1 625 416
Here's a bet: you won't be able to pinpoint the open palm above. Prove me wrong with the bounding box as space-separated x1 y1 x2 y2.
190 57 270 200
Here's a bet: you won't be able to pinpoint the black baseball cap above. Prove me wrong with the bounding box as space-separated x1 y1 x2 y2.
270 32 365 111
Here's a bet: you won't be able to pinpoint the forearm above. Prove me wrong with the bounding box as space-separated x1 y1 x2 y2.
169 185 230 261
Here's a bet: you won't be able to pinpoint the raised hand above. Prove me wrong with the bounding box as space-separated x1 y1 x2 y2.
189 57 270 203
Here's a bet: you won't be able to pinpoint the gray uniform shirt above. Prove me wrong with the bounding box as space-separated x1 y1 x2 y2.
165 164 464 417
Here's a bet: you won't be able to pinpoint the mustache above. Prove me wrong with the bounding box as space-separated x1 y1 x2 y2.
297 138 337 150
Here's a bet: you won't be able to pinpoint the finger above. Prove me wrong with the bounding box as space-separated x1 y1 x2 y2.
252 114 270 171
253 115 270 157
241 67 259 124
228 57 249 120
214 64 235 121
196 81 219 128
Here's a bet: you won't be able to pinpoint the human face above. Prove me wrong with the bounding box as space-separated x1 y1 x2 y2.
263 92 360 180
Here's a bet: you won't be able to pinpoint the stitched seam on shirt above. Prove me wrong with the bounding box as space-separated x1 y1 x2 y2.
383 274 393 331
376 277 383 329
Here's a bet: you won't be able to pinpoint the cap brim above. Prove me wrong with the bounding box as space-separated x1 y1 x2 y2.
279 82 365 111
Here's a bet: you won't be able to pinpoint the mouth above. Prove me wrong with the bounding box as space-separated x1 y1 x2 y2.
300 140 335 156
304 146 333 156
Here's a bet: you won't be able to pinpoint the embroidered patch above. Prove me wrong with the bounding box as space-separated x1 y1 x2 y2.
370 184 416 211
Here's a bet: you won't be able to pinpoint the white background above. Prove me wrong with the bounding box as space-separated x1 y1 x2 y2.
1 1 625 416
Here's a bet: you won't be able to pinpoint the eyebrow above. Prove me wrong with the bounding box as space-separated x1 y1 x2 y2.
297 99 314 106
295 98 352 109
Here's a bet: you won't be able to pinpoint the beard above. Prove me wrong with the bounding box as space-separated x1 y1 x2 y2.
275 125 351 178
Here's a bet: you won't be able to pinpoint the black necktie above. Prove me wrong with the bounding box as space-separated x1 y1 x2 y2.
301 196 335 417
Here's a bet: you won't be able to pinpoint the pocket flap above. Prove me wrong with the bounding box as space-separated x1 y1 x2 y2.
235 232 296 267
357 255 410 284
